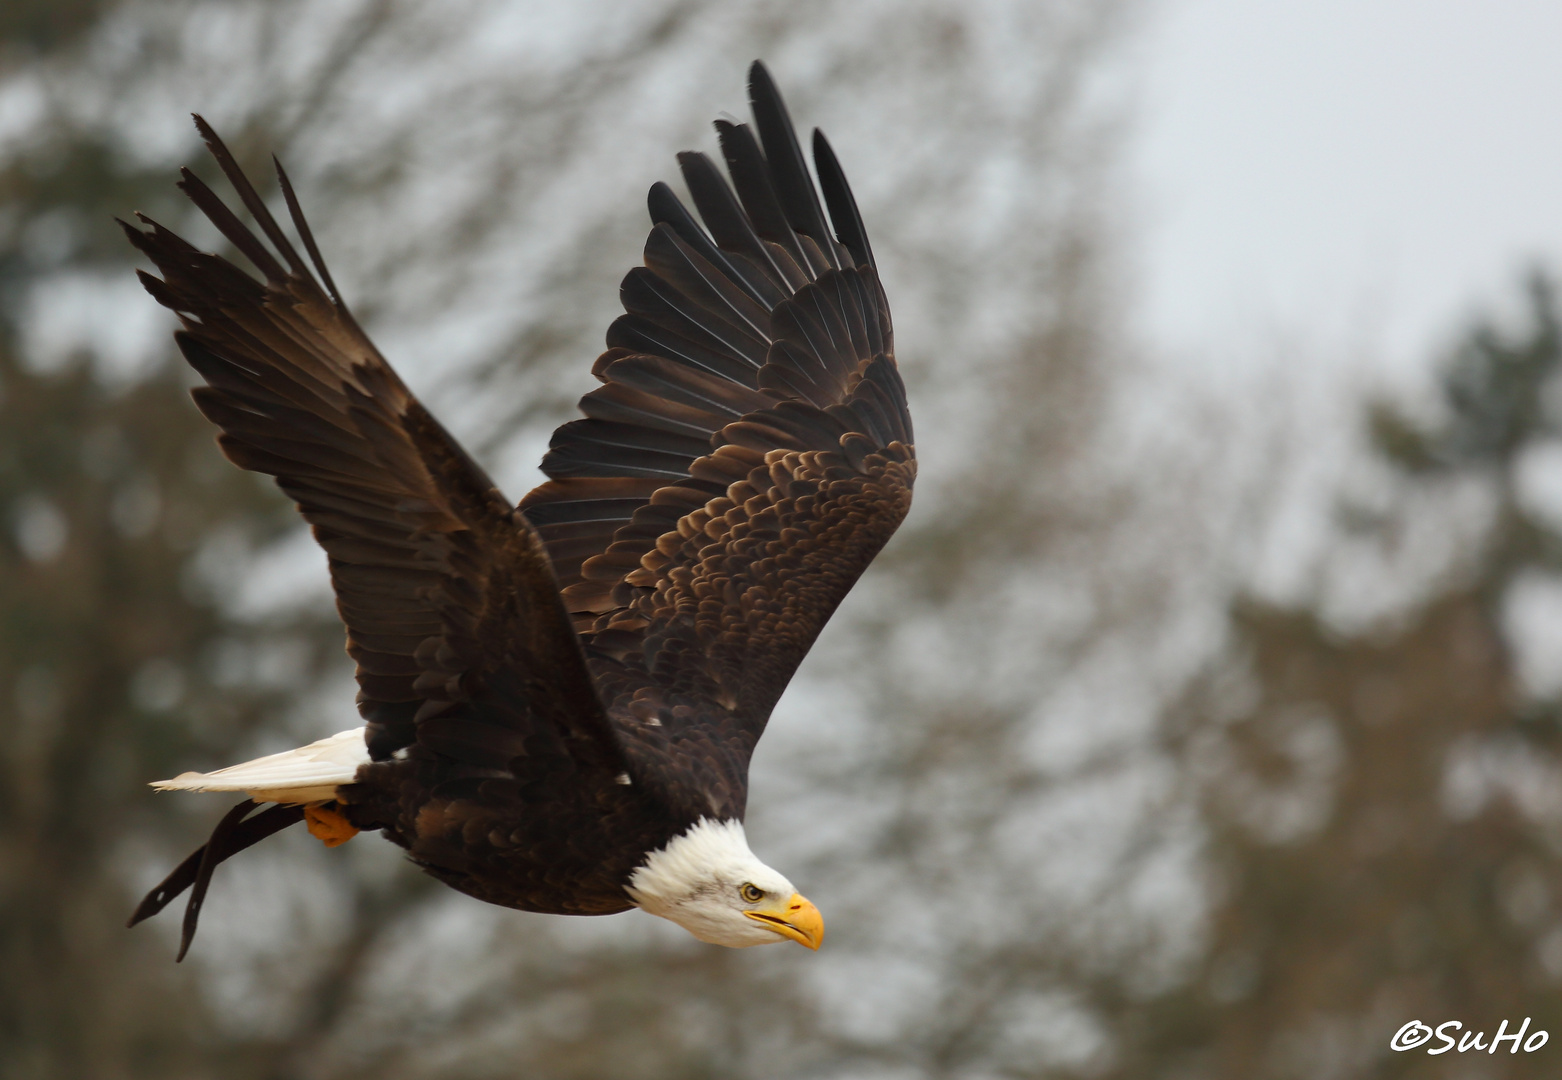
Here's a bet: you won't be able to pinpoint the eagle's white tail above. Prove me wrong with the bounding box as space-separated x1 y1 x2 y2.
151 727 370 805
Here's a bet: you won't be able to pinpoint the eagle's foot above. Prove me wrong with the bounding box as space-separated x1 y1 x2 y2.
304 804 359 847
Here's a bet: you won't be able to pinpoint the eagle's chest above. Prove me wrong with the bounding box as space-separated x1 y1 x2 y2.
347 761 682 916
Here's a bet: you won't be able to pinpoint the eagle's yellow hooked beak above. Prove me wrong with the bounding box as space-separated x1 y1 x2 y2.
743 892 824 950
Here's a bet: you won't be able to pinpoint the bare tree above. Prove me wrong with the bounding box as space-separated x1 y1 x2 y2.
0 1 1220 1077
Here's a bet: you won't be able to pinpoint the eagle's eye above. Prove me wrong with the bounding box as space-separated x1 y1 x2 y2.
739 883 764 903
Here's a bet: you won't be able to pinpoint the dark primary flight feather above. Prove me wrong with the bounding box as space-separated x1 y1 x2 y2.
122 61 914 945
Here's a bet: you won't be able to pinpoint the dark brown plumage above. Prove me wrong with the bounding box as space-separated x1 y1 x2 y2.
124 62 913 957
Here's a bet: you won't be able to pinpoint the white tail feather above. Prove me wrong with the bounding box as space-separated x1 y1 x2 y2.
151 727 370 805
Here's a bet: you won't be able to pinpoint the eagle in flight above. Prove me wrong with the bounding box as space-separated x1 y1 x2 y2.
122 62 914 960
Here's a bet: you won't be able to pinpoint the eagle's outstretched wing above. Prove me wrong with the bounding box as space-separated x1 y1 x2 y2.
522 62 915 823
122 120 628 793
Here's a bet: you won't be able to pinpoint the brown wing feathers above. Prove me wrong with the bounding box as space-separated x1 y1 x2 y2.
121 119 621 778
519 61 915 807
127 62 908 845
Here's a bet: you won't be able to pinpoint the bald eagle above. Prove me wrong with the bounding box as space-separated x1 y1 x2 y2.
123 62 913 960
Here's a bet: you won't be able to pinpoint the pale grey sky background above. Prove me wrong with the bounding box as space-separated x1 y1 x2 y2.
1131 0 1562 379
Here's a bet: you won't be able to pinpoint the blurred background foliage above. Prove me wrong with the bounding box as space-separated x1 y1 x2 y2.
3 1 1562 1078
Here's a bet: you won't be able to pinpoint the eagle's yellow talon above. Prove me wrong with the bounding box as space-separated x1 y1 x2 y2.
304 804 358 847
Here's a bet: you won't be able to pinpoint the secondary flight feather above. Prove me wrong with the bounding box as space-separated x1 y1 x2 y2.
122 62 914 960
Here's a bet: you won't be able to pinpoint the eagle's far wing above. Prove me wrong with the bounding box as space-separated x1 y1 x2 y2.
520 63 915 822
123 118 627 790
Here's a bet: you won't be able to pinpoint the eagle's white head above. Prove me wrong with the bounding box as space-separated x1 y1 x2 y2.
626 818 823 949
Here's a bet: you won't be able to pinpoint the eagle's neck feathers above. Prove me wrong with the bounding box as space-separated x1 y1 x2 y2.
627 818 756 910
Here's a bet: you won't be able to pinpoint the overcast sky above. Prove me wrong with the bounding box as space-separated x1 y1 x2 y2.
1131 0 1562 380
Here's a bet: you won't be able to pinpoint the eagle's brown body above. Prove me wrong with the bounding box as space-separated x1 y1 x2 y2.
123 63 913 947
